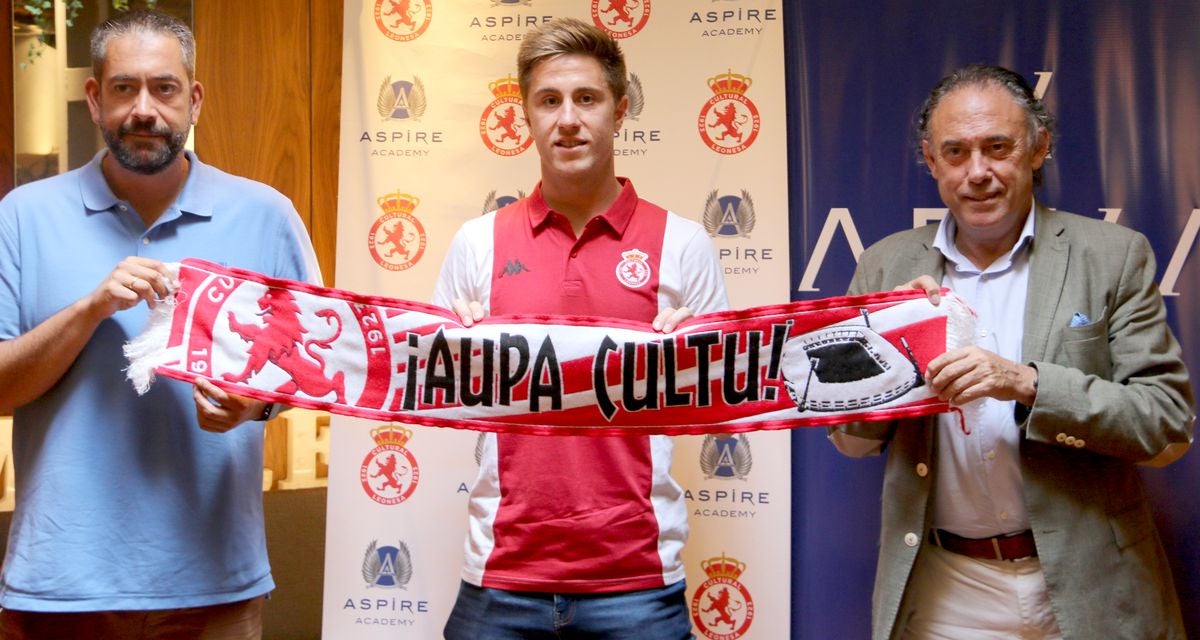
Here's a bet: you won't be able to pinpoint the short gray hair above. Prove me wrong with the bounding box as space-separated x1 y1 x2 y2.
91 9 196 82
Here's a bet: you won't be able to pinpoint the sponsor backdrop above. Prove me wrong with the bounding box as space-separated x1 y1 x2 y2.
785 2 1200 639
326 1 789 638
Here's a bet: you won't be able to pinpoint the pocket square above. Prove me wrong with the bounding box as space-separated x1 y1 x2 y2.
1069 311 1091 327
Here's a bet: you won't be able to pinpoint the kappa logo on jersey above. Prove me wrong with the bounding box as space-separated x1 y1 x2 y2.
374 0 433 42
702 190 756 238
700 434 752 479
481 189 527 214
377 75 427 121
369 191 428 272
615 248 651 288
781 309 924 413
691 553 755 640
480 76 533 156
592 0 651 39
698 70 760 155
222 289 347 403
360 425 421 506
497 259 531 279
362 539 414 588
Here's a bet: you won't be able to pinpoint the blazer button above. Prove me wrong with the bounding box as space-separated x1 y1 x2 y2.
904 532 919 547
916 463 929 477
1074 439 1086 448
1064 435 1077 446
1056 432 1067 443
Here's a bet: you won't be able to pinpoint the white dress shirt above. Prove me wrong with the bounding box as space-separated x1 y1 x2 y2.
930 206 1036 538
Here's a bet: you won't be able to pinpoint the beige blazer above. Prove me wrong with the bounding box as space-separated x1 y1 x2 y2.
833 206 1195 640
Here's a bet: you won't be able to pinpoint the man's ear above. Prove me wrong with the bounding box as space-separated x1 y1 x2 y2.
189 81 204 124
614 93 629 130
84 77 102 124
921 139 937 175
1030 127 1050 169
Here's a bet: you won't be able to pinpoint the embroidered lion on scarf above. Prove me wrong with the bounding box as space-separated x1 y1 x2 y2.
222 288 347 403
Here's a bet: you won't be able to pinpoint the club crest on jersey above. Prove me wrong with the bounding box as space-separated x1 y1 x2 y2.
702 190 756 238
374 0 433 42
698 70 760 155
479 76 533 156
360 425 421 506
362 539 414 588
615 248 651 289
700 434 752 480
222 289 347 403
591 0 651 39
377 75 427 121
369 191 428 272
691 553 755 639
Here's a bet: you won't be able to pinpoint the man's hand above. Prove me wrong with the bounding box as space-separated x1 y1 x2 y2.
451 299 486 327
926 346 1038 406
193 377 268 433
89 257 178 318
894 275 941 306
652 307 693 333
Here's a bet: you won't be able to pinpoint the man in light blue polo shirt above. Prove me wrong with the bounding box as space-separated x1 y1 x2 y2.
0 9 319 638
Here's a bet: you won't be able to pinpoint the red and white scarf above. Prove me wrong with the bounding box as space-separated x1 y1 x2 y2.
126 259 976 436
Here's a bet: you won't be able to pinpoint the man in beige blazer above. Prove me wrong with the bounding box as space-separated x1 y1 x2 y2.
831 64 1194 639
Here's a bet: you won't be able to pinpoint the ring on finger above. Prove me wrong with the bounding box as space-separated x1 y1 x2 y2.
126 277 139 290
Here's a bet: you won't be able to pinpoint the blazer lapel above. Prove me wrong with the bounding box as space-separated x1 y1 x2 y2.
1023 205 1069 362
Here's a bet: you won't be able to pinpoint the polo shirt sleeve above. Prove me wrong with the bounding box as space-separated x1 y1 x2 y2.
432 215 494 313
272 204 323 287
678 223 730 315
0 197 21 340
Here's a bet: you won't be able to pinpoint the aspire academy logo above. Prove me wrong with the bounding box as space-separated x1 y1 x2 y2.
369 191 427 272
481 189 527 214
592 0 651 39
360 425 421 506
222 289 347 403
479 76 533 156
374 0 432 42
699 434 752 480
377 75 427 121
702 190 756 238
698 70 760 155
691 553 755 640
361 539 413 588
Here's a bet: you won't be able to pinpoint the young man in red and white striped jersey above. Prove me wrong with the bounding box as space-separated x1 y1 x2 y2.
433 16 729 640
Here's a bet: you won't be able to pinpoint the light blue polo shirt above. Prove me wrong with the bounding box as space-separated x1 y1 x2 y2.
0 150 319 611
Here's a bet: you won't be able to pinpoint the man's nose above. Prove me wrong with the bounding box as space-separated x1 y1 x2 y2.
558 101 581 127
965 150 991 182
130 88 157 120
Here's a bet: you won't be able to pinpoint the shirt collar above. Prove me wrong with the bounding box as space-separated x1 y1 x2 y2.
932 200 1036 274
527 177 640 235
80 149 214 220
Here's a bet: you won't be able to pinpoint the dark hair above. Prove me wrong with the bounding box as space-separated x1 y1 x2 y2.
915 64 1056 186
91 9 196 82
517 17 626 102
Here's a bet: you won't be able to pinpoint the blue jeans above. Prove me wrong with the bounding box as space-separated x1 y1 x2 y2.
443 580 694 639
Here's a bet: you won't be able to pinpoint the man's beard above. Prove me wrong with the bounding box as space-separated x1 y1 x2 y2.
101 119 189 175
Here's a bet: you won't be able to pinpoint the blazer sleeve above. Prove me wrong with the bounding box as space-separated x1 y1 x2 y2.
1023 231 1195 465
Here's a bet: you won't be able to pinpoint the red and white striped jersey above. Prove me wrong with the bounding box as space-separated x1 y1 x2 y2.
432 179 729 592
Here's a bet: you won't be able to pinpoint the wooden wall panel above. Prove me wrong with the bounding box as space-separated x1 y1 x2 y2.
1 4 14 198
309 0 342 287
194 0 314 245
